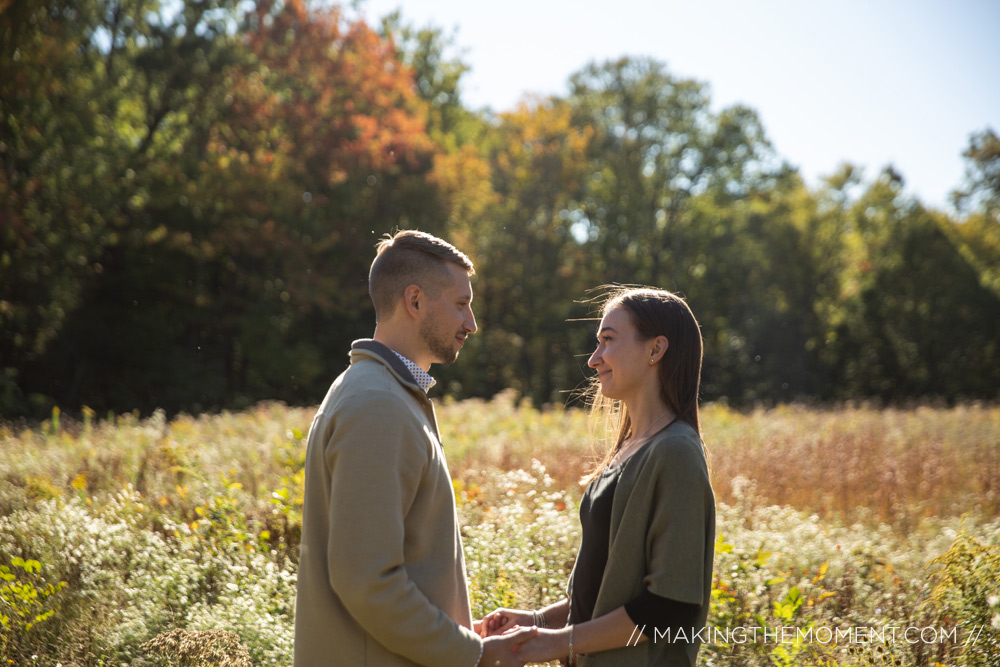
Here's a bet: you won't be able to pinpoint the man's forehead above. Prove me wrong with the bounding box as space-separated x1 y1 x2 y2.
444 264 473 290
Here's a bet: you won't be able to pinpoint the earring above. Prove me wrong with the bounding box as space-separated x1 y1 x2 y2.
649 358 655 365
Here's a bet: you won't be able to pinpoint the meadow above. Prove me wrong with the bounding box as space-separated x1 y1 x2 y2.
1 394 998 666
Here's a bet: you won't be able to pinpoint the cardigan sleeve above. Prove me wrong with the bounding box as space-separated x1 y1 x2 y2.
323 389 482 667
638 434 712 606
624 589 700 637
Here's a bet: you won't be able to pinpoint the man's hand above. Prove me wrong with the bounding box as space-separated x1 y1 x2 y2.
480 608 534 637
513 627 571 664
478 625 537 667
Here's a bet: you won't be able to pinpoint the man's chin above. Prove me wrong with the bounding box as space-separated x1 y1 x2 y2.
431 348 461 366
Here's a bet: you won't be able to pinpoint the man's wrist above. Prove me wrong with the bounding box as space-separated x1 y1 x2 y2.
474 639 484 667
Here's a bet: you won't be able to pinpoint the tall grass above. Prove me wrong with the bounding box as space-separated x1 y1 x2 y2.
1 397 998 665
4 396 997 527
702 402 1000 527
440 394 1000 528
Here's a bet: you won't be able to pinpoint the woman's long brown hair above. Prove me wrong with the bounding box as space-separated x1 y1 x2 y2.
582 286 705 484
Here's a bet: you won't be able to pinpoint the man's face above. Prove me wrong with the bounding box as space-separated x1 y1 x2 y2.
419 263 477 365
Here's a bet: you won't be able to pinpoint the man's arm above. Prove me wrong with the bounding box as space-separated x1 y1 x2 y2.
324 390 482 667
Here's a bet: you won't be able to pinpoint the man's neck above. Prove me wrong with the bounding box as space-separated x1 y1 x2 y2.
372 327 431 371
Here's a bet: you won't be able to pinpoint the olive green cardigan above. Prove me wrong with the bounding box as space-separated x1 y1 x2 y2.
293 340 482 667
570 420 716 667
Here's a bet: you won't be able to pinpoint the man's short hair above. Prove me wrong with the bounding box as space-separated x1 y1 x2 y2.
369 230 475 321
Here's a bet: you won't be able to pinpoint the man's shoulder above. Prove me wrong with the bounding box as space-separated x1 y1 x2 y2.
320 359 420 417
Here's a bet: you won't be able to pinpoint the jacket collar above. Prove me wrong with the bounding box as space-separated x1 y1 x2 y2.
350 339 424 395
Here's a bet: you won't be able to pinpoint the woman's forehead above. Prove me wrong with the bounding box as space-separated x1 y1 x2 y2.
598 306 631 331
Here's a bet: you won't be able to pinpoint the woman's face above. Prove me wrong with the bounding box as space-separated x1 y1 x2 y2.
588 306 656 401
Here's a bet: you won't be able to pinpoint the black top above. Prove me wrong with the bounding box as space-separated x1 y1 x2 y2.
570 462 621 625
570 456 700 637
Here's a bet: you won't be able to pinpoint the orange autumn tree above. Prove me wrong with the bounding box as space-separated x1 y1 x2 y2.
36 0 450 412
164 0 451 404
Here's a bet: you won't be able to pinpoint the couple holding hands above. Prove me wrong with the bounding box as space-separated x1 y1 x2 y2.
293 230 715 667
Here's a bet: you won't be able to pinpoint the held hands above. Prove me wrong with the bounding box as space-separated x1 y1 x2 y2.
510 627 572 664
478 625 538 667
480 608 535 637
478 608 571 666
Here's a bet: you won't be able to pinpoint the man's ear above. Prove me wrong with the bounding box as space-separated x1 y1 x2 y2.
403 284 422 319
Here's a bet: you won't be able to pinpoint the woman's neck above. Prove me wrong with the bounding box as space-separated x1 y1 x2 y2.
624 393 675 443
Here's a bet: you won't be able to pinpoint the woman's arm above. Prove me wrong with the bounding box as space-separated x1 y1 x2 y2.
538 598 571 629
482 598 570 636
514 605 644 663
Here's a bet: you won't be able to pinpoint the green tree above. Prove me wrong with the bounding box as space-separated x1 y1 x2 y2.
456 98 596 403
952 127 1000 222
682 169 836 402
566 57 778 289
564 57 822 403
825 168 1000 400
1 0 245 414
945 128 1000 300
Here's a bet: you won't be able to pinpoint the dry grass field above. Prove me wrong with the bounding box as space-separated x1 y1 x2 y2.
1 396 998 665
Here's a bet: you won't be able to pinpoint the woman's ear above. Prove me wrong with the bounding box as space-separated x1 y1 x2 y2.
650 336 669 363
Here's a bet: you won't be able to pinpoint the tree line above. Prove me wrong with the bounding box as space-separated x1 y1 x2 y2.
2 0 999 418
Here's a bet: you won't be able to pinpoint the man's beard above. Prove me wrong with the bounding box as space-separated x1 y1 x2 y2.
420 319 460 365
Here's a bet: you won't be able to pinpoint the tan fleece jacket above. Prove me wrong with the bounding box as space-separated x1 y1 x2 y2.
293 340 482 667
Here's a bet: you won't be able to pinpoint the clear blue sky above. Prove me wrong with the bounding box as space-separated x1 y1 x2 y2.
360 0 1000 212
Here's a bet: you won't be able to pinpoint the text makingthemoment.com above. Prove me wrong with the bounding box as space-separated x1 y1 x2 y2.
624 625 989 647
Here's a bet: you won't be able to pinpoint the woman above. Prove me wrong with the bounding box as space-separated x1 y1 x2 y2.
483 287 716 666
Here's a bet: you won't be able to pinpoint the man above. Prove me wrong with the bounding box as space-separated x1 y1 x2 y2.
294 230 533 667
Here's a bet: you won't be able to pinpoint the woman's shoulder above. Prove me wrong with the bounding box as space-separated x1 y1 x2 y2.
648 420 703 449
641 420 707 469
619 420 710 502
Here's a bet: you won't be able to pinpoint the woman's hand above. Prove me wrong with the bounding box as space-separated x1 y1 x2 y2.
481 608 535 637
